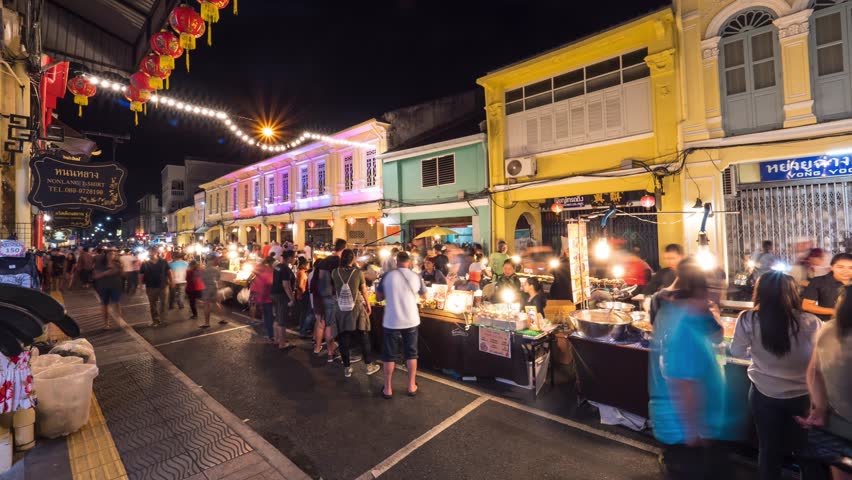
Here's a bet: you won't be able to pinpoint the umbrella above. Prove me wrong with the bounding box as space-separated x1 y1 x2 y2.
414 226 460 240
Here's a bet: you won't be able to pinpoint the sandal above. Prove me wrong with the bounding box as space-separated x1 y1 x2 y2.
379 387 393 400
199 324 210 329
408 384 419 397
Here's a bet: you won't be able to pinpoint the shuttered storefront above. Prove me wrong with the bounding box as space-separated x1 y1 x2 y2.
725 179 852 273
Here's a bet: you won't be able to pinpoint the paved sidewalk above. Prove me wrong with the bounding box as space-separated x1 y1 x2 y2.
60 288 309 480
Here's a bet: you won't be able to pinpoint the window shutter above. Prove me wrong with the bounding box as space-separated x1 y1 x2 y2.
587 95 604 141
506 115 525 157
422 159 438 187
604 88 623 137
437 155 455 185
526 116 539 148
554 107 570 142
570 102 586 144
539 113 553 144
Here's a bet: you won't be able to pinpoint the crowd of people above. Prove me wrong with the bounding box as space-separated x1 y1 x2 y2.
645 241 851 480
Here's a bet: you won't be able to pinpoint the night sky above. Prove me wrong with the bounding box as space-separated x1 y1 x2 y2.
54 0 669 222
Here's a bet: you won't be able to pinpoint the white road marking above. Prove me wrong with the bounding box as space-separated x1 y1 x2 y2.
355 396 489 480
153 325 252 347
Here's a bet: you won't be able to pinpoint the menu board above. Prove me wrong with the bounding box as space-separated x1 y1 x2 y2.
565 221 591 305
479 327 511 358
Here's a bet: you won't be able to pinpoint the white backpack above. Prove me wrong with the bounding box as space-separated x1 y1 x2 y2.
336 268 356 312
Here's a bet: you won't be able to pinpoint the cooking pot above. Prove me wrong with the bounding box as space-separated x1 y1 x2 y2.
596 301 636 312
569 309 632 341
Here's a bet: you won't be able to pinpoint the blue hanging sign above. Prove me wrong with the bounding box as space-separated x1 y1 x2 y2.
759 155 852 182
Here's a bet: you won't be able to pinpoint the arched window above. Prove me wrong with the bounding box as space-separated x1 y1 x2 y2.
810 0 852 120
719 9 784 135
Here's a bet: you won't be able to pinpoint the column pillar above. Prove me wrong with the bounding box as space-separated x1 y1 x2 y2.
701 36 725 138
681 10 714 142
645 48 677 157
773 9 818 128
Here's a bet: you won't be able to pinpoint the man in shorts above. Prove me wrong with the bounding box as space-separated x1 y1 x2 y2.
376 251 426 398
311 238 346 362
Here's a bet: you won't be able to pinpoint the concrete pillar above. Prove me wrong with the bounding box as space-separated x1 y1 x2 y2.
646 48 678 157
680 10 714 142
700 36 725 138
773 9 818 128
13 61 31 246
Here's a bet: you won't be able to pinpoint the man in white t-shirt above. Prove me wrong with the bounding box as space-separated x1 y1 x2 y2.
376 251 426 399
269 241 283 261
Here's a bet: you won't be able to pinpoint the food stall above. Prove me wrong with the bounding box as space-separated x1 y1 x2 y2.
369 286 556 397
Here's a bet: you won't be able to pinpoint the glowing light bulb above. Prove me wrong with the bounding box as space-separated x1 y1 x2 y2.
261 127 274 138
594 238 610 260
697 248 716 271
500 289 516 304
549 258 560 269
511 255 521 264
612 264 625 278
379 249 390 259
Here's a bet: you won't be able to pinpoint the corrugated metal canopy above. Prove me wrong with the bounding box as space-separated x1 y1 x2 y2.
11 0 179 75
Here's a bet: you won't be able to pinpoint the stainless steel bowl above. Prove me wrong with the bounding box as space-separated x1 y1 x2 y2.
628 311 653 341
569 309 632 341
596 301 636 312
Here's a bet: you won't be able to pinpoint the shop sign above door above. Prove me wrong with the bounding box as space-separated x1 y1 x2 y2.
51 209 93 228
28 153 127 213
759 155 852 182
548 190 646 210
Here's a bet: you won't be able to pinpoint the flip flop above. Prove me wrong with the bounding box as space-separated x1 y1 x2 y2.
379 387 392 400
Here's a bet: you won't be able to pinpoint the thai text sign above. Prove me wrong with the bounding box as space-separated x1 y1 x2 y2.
760 155 852 182
51 209 93 228
28 154 127 213
479 326 511 358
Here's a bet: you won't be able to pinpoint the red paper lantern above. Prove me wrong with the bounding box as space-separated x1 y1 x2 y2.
169 5 205 72
246 226 253 232
67 76 96 117
278 223 285 229
327 219 335 227
550 203 563 214
640 194 656 209
308 221 316 229
197 0 230 46
367 216 377 226
124 85 152 125
130 71 155 92
140 54 171 90
149 30 183 71
346 217 357 225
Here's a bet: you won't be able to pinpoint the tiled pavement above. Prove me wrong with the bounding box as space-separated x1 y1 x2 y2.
60 289 303 480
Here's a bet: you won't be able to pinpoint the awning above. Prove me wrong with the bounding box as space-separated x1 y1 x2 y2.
195 225 211 234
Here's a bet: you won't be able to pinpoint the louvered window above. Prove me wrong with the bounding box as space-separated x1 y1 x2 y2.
810 0 852 121
317 162 326 195
267 176 275 204
503 48 651 157
366 149 377 187
243 184 248 208
232 187 237 211
343 154 354 191
300 167 309 198
281 173 289 201
253 179 260 207
421 154 455 187
224 188 229 211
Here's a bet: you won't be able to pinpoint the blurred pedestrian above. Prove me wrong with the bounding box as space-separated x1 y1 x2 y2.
731 272 824 480
140 248 173 327
645 244 684 295
119 250 137 293
64 248 77 290
333 249 379 378
92 250 123 329
200 255 222 328
77 247 95 290
649 258 729 479
272 250 296 349
252 256 275 340
311 238 345 361
489 241 510 281
169 253 188 310
797 285 852 480
432 244 449 276
751 240 781 280
185 260 204 320
295 257 314 337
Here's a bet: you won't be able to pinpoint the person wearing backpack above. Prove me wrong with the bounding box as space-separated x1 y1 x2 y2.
332 249 379 378
310 238 346 361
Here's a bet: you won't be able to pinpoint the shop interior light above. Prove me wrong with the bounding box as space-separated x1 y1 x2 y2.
549 258 560 269
612 264 625 278
379 248 391 259
594 238 610 260
500 289 516 304
511 255 521 264
43 214 51 221
746 259 756 269
771 262 789 272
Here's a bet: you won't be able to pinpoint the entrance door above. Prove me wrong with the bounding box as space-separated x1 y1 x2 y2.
725 180 852 273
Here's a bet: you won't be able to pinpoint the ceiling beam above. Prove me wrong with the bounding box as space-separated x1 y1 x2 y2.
110 0 150 20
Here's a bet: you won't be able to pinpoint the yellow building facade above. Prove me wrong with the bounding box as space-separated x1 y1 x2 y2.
677 0 852 272
175 206 196 247
478 9 683 264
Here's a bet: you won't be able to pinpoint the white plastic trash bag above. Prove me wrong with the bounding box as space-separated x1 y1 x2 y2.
30 354 83 375
34 364 99 438
49 338 96 365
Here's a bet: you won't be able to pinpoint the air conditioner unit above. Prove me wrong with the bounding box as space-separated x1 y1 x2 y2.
505 157 536 179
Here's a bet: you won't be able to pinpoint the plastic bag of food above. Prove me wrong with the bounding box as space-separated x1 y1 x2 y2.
48 339 96 365
30 354 83 375
34 364 99 438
